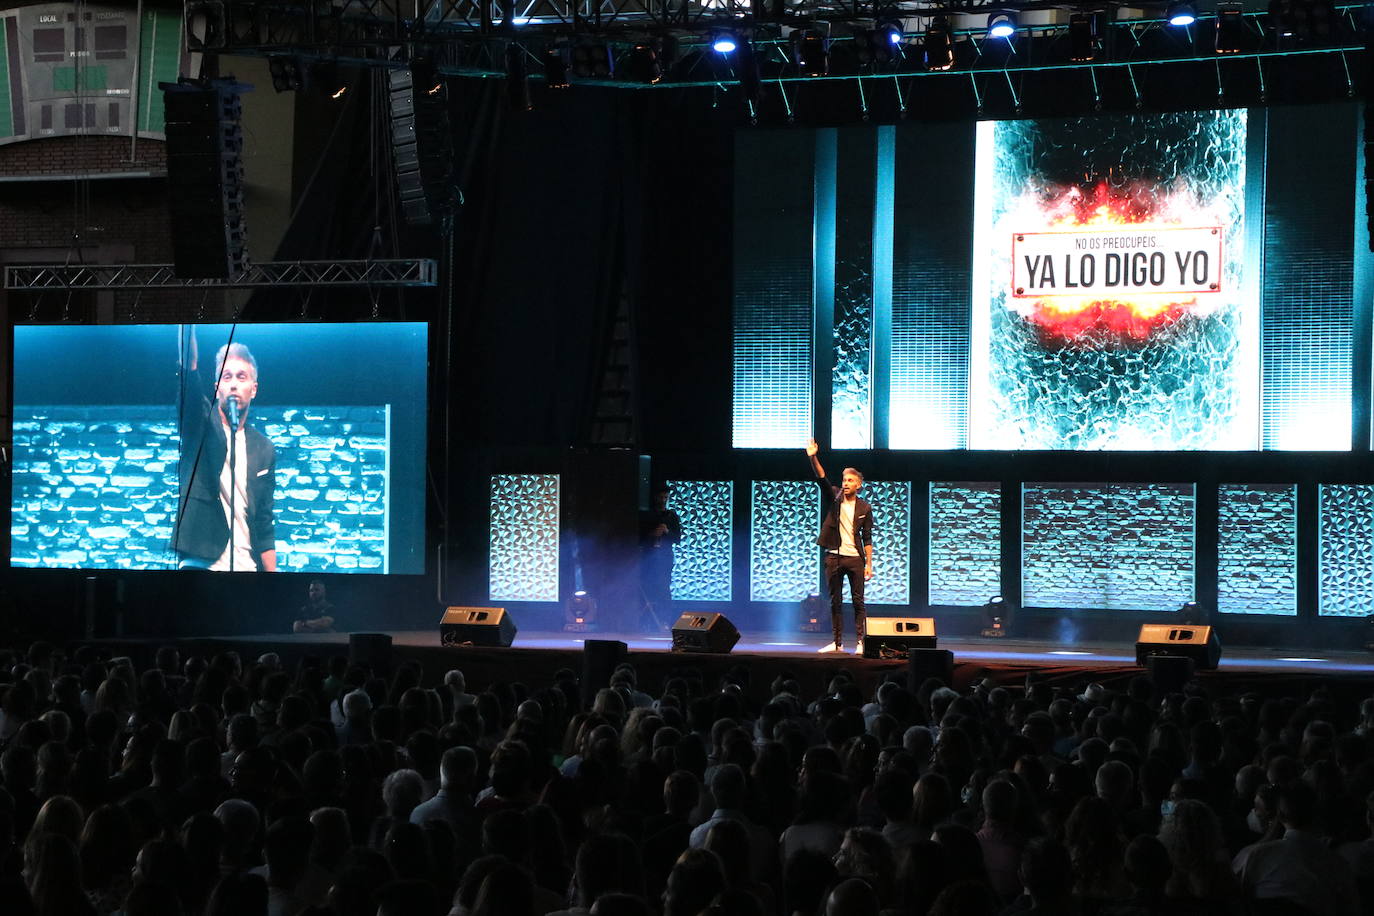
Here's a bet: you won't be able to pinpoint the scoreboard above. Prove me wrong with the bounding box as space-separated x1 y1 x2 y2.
0 3 185 144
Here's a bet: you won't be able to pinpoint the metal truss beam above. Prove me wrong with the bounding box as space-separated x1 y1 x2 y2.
185 0 1370 88
4 259 438 291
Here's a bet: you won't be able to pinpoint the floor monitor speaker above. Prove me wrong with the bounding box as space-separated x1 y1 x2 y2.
440 607 517 647
1135 624 1221 670
863 617 937 658
671 612 740 653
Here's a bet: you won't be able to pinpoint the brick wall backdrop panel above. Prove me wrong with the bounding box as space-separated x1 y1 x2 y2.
929 482 1002 606
11 404 391 571
1217 483 1297 615
1022 483 1195 611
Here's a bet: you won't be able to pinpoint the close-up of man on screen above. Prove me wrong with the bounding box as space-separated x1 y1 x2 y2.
174 334 278 572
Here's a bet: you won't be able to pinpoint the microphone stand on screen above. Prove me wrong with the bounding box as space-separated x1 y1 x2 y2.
226 399 239 571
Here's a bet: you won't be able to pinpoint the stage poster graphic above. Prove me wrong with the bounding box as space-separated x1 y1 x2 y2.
970 110 1257 450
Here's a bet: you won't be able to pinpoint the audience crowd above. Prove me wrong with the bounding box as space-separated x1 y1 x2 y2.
0 639 1372 916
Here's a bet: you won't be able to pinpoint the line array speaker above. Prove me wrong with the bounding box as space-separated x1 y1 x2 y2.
440 606 517 647
387 64 457 229
160 79 249 278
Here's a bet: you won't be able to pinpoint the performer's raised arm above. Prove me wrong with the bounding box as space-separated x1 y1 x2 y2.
806 438 825 479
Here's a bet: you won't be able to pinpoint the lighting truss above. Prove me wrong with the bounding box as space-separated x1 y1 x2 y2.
183 0 1369 87
4 259 438 291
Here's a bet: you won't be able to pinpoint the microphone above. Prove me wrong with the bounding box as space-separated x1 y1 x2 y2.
226 398 241 430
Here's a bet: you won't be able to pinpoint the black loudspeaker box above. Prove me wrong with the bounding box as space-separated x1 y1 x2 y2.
582 639 628 706
440 606 517 647
671 612 740 654
863 617 937 658
1135 624 1221 670
349 633 393 675
1147 655 1196 694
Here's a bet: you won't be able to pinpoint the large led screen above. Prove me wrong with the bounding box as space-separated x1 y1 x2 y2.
733 105 1363 452
11 323 428 573
971 111 1256 450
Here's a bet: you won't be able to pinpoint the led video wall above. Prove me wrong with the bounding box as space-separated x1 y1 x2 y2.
734 105 1365 452
11 323 428 574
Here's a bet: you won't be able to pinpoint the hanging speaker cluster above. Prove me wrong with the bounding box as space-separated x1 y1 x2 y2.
160 78 249 279
387 63 458 231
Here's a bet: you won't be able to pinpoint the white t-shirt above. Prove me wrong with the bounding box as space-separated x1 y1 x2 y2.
837 498 860 557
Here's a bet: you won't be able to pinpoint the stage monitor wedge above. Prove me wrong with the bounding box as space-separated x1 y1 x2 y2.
440 606 517 647
1135 624 1221 670
863 617 937 658
671 612 740 654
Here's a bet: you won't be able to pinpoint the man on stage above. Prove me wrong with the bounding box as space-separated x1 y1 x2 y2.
806 439 873 654
174 333 277 571
640 485 682 629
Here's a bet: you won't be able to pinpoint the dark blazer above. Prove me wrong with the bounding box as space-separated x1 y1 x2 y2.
174 399 277 567
815 474 874 552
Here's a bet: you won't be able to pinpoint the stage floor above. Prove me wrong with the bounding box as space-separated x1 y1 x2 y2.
209 628 1374 676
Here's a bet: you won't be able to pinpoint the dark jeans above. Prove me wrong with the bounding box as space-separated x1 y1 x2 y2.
824 553 867 647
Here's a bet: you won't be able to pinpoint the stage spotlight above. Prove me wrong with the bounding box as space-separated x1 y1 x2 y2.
268 55 305 92
564 589 598 632
793 27 829 76
987 10 1018 39
542 47 569 89
858 21 905 67
571 41 613 79
923 16 955 71
1068 12 1097 61
1178 600 1206 624
712 29 739 54
1214 1 1245 52
800 594 827 633
1166 1 1196 26
980 595 1016 639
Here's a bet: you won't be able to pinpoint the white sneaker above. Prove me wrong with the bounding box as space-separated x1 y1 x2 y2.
854 640 865 656
818 641 843 653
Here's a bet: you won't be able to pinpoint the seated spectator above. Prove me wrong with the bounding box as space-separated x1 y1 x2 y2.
1240 782 1358 916
663 848 727 916
689 764 774 882
977 778 1026 903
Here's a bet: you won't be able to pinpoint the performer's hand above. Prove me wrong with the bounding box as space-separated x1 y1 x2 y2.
805 439 819 457
653 524 669 537
864 562 873 580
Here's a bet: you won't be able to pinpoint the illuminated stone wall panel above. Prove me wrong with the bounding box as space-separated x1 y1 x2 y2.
1022 483 1195 611
929 482 1002 606
1217 484 1297 616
